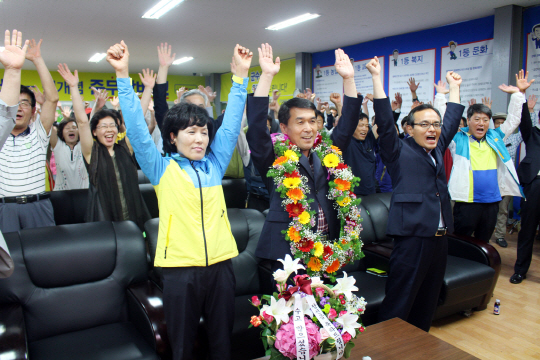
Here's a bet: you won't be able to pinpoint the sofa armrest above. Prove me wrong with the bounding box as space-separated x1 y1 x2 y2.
127 281 172 360
447 233 501 310
0 303 28 360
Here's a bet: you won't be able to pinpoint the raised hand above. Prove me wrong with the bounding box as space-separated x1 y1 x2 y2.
330 93 342 105
94 88 109 110
106 40 129 76
434 80 449 94
272 90 281 101
309 93 316 103
139 68 157 89
0 29 29 70
257 43 279 76
516 69 535 93
362 97 369 106
233 44 253 78
365 93 374 102
205 86 217 103
25 38 43 62
110 96 120 110
366 57 381 77
334 48 354 79
411 100 424 110
157 43 176 68
391 100 399 111
467 98 476 106
498 84 521 94
304 88 313 100
31 86 45 105
176 87 186 100
57 63 80 87
395 92 403 106
407 77 420 92
296 93 307 99
269 100 280 113
445 71 462 87
481 97 492 109
528 94 537 110
61 106 71 118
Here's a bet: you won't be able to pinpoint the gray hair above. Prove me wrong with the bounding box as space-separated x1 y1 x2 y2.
180 89 208 105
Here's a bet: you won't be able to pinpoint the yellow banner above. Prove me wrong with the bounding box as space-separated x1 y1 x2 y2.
220 58 295 103
0 69 206 102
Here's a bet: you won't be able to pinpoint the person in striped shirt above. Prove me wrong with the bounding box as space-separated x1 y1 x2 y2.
0 32 59 233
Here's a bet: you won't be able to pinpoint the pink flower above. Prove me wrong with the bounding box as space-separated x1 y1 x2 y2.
328 308 337 320
339 310 348 317
262 311 274 324
251 296 261 307
319 328 330 341
275 315 321 359
342 332 352 343
315 287 325 298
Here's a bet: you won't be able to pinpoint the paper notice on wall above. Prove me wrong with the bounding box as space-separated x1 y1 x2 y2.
313 65 343 105
388 49 436 128
353 57 385 119
441 39 493 115
526 27 540 118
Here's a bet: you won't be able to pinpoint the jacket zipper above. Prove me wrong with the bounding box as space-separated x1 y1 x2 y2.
164 214 172 258
191 162 209 266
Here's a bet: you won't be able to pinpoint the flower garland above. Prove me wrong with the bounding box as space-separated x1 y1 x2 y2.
268 132 364 279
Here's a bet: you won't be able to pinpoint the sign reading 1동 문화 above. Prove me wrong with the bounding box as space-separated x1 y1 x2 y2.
353 57 385 119
388 49 436 127
441 39 493 115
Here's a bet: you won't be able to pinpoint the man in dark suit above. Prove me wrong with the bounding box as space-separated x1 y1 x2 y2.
246 44 361 273
366 56 464 332
511 100 540 284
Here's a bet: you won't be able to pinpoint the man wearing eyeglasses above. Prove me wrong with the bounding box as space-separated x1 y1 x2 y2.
0 34 59 233
448 71 532 244
367 55 464 332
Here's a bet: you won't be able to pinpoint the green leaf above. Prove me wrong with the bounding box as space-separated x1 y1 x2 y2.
344 341 355 358
248 324 253 328
269 346 288 360
262 328 272 337
262 294 272 302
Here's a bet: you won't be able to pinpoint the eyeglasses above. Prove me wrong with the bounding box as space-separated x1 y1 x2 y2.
19 101 32 109
96 123 118 130
413 122 442 129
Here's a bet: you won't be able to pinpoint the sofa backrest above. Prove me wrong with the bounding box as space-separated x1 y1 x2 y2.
0 221 147 342
358 192 393 243
48 189 88 225
138 169 151 184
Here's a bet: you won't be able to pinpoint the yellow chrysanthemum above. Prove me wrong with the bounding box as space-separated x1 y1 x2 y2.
284 149 299 162
323 153 339 168
298 211 310 224
283 177 302 189
337 197 351 206
313 242 324 257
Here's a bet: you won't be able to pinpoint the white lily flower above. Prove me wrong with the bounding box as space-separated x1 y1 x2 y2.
336 313 361 337
277 254 305 278
260 297 292 326
332 272 359 300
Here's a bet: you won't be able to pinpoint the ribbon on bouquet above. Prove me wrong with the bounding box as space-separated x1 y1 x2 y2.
287 277 345 359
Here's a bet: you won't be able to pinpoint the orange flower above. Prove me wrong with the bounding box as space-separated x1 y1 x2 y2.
335 179 351 191
307 257 322 271
273 156 288 166
286 188 304 203
326 259 340 273
287 227 301 242
331 145 342 155
250 315 262 327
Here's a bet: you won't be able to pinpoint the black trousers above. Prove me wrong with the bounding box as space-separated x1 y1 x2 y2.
378 235 447 332
514 176 540 275
453 201 499 242
162 260 235 360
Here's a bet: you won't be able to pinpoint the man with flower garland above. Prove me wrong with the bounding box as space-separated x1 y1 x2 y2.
366 56 464 332
246 43 361 280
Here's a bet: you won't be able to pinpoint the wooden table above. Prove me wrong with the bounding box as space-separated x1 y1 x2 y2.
347 318 479 360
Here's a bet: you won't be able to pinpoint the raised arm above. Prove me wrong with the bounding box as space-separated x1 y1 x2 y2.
107 40 167 186
438 71 464 151
139 68 156 114
0 30 28 148
211 44 251 176
154 43 175 129
498 70 532 138
433 80 449 119
26 39 59 134
89 87 108 119
57 63 93 162
407 77 420 101
248 43 281 183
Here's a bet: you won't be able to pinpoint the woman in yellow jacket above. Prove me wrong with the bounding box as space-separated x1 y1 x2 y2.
107 40 253 360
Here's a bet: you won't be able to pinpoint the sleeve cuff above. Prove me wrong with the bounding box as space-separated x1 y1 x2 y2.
117 77 132 87
232 75 246 85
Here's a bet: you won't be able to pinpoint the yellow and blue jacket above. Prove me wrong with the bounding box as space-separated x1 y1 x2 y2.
117 76 248 267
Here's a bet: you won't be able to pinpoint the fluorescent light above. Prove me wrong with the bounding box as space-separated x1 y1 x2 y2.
266 13 320 31
172 56 194 65
142 0 184 19
88 53 106 62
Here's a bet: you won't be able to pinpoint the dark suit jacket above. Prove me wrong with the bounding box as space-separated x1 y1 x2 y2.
517 102 540 185
247 95 362 260
374 98 464 237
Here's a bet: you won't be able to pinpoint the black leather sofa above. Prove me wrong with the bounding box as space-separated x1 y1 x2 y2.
0 221 170 360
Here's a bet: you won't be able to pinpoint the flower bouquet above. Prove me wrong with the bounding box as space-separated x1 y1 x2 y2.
249 255 366 360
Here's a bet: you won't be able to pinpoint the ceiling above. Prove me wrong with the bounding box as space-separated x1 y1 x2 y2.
2 0 540 76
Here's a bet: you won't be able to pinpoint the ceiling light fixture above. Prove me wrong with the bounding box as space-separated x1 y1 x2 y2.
142 0 184 19
88 53 106 62
172 56 194 65
266 13 320 31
